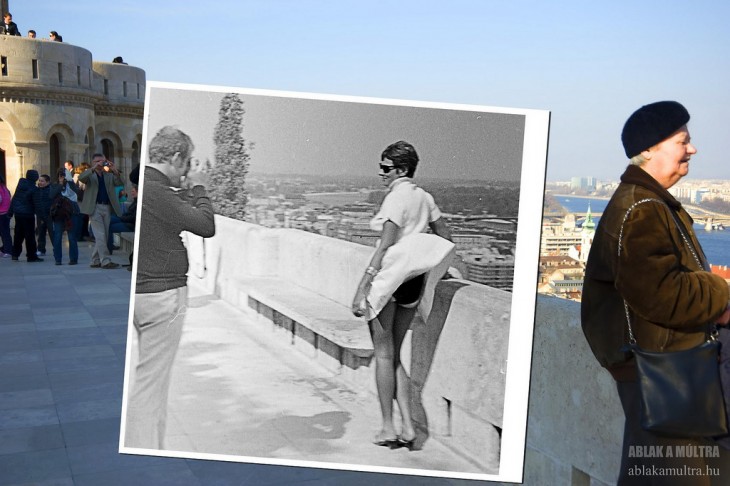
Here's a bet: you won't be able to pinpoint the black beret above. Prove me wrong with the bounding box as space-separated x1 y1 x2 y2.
621 101 690 158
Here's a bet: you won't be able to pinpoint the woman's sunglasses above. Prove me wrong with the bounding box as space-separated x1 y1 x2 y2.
379 164 395 174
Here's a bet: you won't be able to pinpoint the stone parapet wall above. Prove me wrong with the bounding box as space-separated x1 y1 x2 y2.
185 216 510 472
516 296 622 486
0 36 145 106
93 61 146 105
0 35 94 91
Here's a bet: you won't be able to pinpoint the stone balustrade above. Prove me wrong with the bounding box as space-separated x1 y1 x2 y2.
0 35 145 104
516 296 623 486
93 61 145 105
0 35 93 92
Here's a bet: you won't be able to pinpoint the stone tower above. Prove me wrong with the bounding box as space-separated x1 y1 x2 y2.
0 23 144 191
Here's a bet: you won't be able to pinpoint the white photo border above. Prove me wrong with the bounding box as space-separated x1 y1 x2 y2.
119 80 550 483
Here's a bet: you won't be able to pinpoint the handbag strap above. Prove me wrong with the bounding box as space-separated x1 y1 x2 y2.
617 198 714 345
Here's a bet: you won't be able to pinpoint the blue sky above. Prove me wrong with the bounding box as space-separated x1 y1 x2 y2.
12 0 730 181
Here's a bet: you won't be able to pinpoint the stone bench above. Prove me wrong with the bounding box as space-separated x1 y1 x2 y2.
233 275 374 386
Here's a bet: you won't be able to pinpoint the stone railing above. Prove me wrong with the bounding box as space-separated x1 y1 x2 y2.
515 296 623 486
185 216 511 473
0 35 144 105
92 61 145 106
0 35 93 92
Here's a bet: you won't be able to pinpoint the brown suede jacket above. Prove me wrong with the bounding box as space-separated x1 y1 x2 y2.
581 165 730 381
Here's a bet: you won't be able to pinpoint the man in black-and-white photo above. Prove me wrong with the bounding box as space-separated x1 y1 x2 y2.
124 126 216 449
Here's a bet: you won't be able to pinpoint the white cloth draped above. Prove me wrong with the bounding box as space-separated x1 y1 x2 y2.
365 232 455 321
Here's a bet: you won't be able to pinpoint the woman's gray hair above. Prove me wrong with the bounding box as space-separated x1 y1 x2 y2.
629 153 647 166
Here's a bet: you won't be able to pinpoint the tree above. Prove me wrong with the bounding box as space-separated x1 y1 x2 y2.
208 93 253 220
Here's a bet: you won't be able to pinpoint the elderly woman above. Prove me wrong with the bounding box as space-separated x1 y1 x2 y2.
352 141 452 450
581 101 730 485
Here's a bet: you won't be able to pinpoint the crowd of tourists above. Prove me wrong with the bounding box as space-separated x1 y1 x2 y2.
0 158 137 267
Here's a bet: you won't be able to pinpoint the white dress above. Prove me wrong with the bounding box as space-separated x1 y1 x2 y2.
365 178 455 320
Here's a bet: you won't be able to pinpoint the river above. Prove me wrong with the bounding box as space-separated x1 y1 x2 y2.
555 195 730 267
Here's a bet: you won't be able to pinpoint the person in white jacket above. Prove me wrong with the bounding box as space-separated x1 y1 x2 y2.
352 141 452 450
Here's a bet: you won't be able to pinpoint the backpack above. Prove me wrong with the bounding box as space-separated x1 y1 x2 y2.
50 195 74 224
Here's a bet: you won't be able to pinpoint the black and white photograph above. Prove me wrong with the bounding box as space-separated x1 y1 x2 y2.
119 82 549 482
4 2 730 484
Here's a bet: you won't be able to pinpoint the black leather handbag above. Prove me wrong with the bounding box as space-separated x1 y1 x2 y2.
619 199 728 437
629 337 727 437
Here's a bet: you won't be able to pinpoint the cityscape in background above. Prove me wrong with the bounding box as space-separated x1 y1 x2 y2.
243 173 520 291
539 176 730 301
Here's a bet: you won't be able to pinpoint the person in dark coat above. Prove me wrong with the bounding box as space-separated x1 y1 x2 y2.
0 13 20 36
49 169 80 265
581 101 730 484
33 174 54 256
10 170 43 262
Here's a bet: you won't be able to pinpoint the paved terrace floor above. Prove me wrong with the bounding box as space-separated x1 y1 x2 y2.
0 240 494 486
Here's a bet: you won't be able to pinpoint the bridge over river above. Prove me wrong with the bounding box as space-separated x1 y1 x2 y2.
547 194 730 230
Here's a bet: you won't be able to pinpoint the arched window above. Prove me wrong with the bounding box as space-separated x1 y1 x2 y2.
84 132 92 163
101 139 114 161
50 134 63 177
132 140 140 167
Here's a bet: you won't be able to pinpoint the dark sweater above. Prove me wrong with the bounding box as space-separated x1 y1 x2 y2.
33 185 52 219
9 178 37 216
135 167 215 293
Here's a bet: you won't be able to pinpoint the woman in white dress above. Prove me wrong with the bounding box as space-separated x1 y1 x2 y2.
352 141 452 450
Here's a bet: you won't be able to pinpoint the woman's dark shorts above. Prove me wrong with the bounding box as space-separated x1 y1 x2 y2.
392 274 426 307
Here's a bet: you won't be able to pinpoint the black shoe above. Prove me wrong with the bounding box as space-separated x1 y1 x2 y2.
27 258 44 262
396 436 417 451
90 262 101 268
55 261 62 265
11 256 18 261
372 434 399 449
69 260 77 265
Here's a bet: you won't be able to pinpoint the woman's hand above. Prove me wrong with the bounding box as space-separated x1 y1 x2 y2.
351 290 368 317
351 220 396 318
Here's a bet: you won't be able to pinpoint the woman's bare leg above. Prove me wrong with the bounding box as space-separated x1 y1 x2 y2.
393 305 417 441
369 301 398 442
